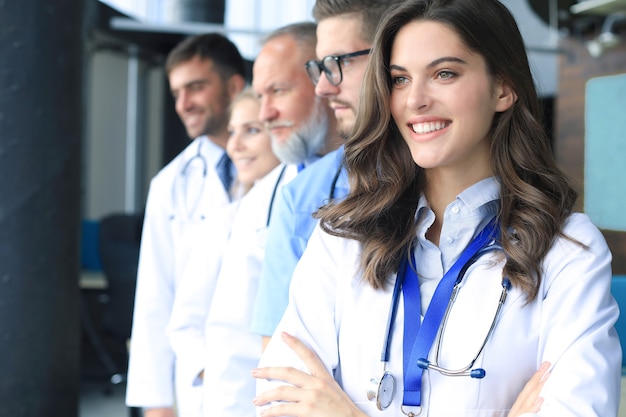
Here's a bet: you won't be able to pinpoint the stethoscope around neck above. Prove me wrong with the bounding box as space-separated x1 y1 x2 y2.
265 165 287 227
173 139 291 225
417 245 510 378
369 220 511 412
174 141 209 221
263 162 342 228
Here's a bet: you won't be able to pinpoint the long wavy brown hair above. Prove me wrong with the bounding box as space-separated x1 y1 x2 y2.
316 0 578 302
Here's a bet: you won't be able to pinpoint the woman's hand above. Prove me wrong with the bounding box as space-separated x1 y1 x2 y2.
509 361 551 417
252 332 367 417
252 333 549 417
143 408 176 417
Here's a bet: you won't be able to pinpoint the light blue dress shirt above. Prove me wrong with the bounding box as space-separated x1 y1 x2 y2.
250 146 349 336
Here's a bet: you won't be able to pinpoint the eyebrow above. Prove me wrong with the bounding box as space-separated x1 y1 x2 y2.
185 79 209 87
389 56 467 72
178 79 209 90
231 120 258 128
427 56 467 68
260 82 292 93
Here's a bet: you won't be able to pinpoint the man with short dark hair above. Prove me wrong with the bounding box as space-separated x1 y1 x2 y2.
125 33 245 417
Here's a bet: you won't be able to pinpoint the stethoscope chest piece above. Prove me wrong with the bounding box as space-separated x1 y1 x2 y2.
367 371 396 410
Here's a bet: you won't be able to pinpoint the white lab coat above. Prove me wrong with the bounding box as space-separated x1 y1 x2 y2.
258 189 621 416
126 136 232 413
167 201 239 417
202 163 297 417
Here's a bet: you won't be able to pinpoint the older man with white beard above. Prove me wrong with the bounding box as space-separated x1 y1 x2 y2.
252 22 341 168
268 93 333 166
250 0 405 350
192 22 341 417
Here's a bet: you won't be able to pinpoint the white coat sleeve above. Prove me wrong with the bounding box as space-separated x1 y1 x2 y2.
126 176 177 407
533 213 621 416
167 205 236 388
256 224 348 412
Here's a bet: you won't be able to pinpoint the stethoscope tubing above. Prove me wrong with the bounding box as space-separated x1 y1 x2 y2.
374 223 509 406
174 141 209 221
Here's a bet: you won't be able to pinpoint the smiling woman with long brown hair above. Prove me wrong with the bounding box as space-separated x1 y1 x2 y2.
252 1 621 416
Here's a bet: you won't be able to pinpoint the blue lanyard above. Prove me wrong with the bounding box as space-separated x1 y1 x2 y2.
401 217 499 406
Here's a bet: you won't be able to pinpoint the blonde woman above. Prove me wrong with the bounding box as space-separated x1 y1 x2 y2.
167 88 297 417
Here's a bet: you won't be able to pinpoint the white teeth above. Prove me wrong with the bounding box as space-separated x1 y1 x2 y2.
411 121 450 134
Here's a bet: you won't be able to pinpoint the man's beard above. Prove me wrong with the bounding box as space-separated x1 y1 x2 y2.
329 98 354 140
187 90 230 139
271 99 330 165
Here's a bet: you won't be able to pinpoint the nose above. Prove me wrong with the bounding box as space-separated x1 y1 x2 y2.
258 95 278 123
226 130 244 157
407 81 431 112
175 90 192 115
314 73 340 98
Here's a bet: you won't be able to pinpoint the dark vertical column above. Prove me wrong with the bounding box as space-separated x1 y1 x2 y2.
0 0 85 416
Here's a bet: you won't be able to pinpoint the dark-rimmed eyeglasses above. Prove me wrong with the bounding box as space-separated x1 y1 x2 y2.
305 49 371 86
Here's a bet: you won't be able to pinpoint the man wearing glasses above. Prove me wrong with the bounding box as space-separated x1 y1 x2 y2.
251 0 403 348
305 48 370 138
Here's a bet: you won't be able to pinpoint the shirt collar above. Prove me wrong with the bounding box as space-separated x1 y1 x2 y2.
416 176 501 221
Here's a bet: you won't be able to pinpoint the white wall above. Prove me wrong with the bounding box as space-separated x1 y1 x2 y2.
84 44 164 220
85 49 129 219
224 0 316 59
501 0 559 97
99 0 558 88
99 0 315 59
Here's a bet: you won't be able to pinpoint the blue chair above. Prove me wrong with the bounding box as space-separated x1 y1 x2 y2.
81 219 103 271
610 275 626 369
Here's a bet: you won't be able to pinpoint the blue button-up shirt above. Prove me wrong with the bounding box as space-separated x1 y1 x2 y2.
251 146 349 336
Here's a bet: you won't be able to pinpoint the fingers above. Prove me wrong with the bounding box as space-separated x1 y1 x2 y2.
251 365 311 388
252 383 302 407
280 332 331 378
251 332 324 411
526 361 551 384
522 361 550 398
256 401 297 417
509 361 551 417
535 361 551 383
252 332 347 416
252 332 332 385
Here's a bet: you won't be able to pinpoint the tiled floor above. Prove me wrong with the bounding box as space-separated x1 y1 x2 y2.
80 380 131 417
